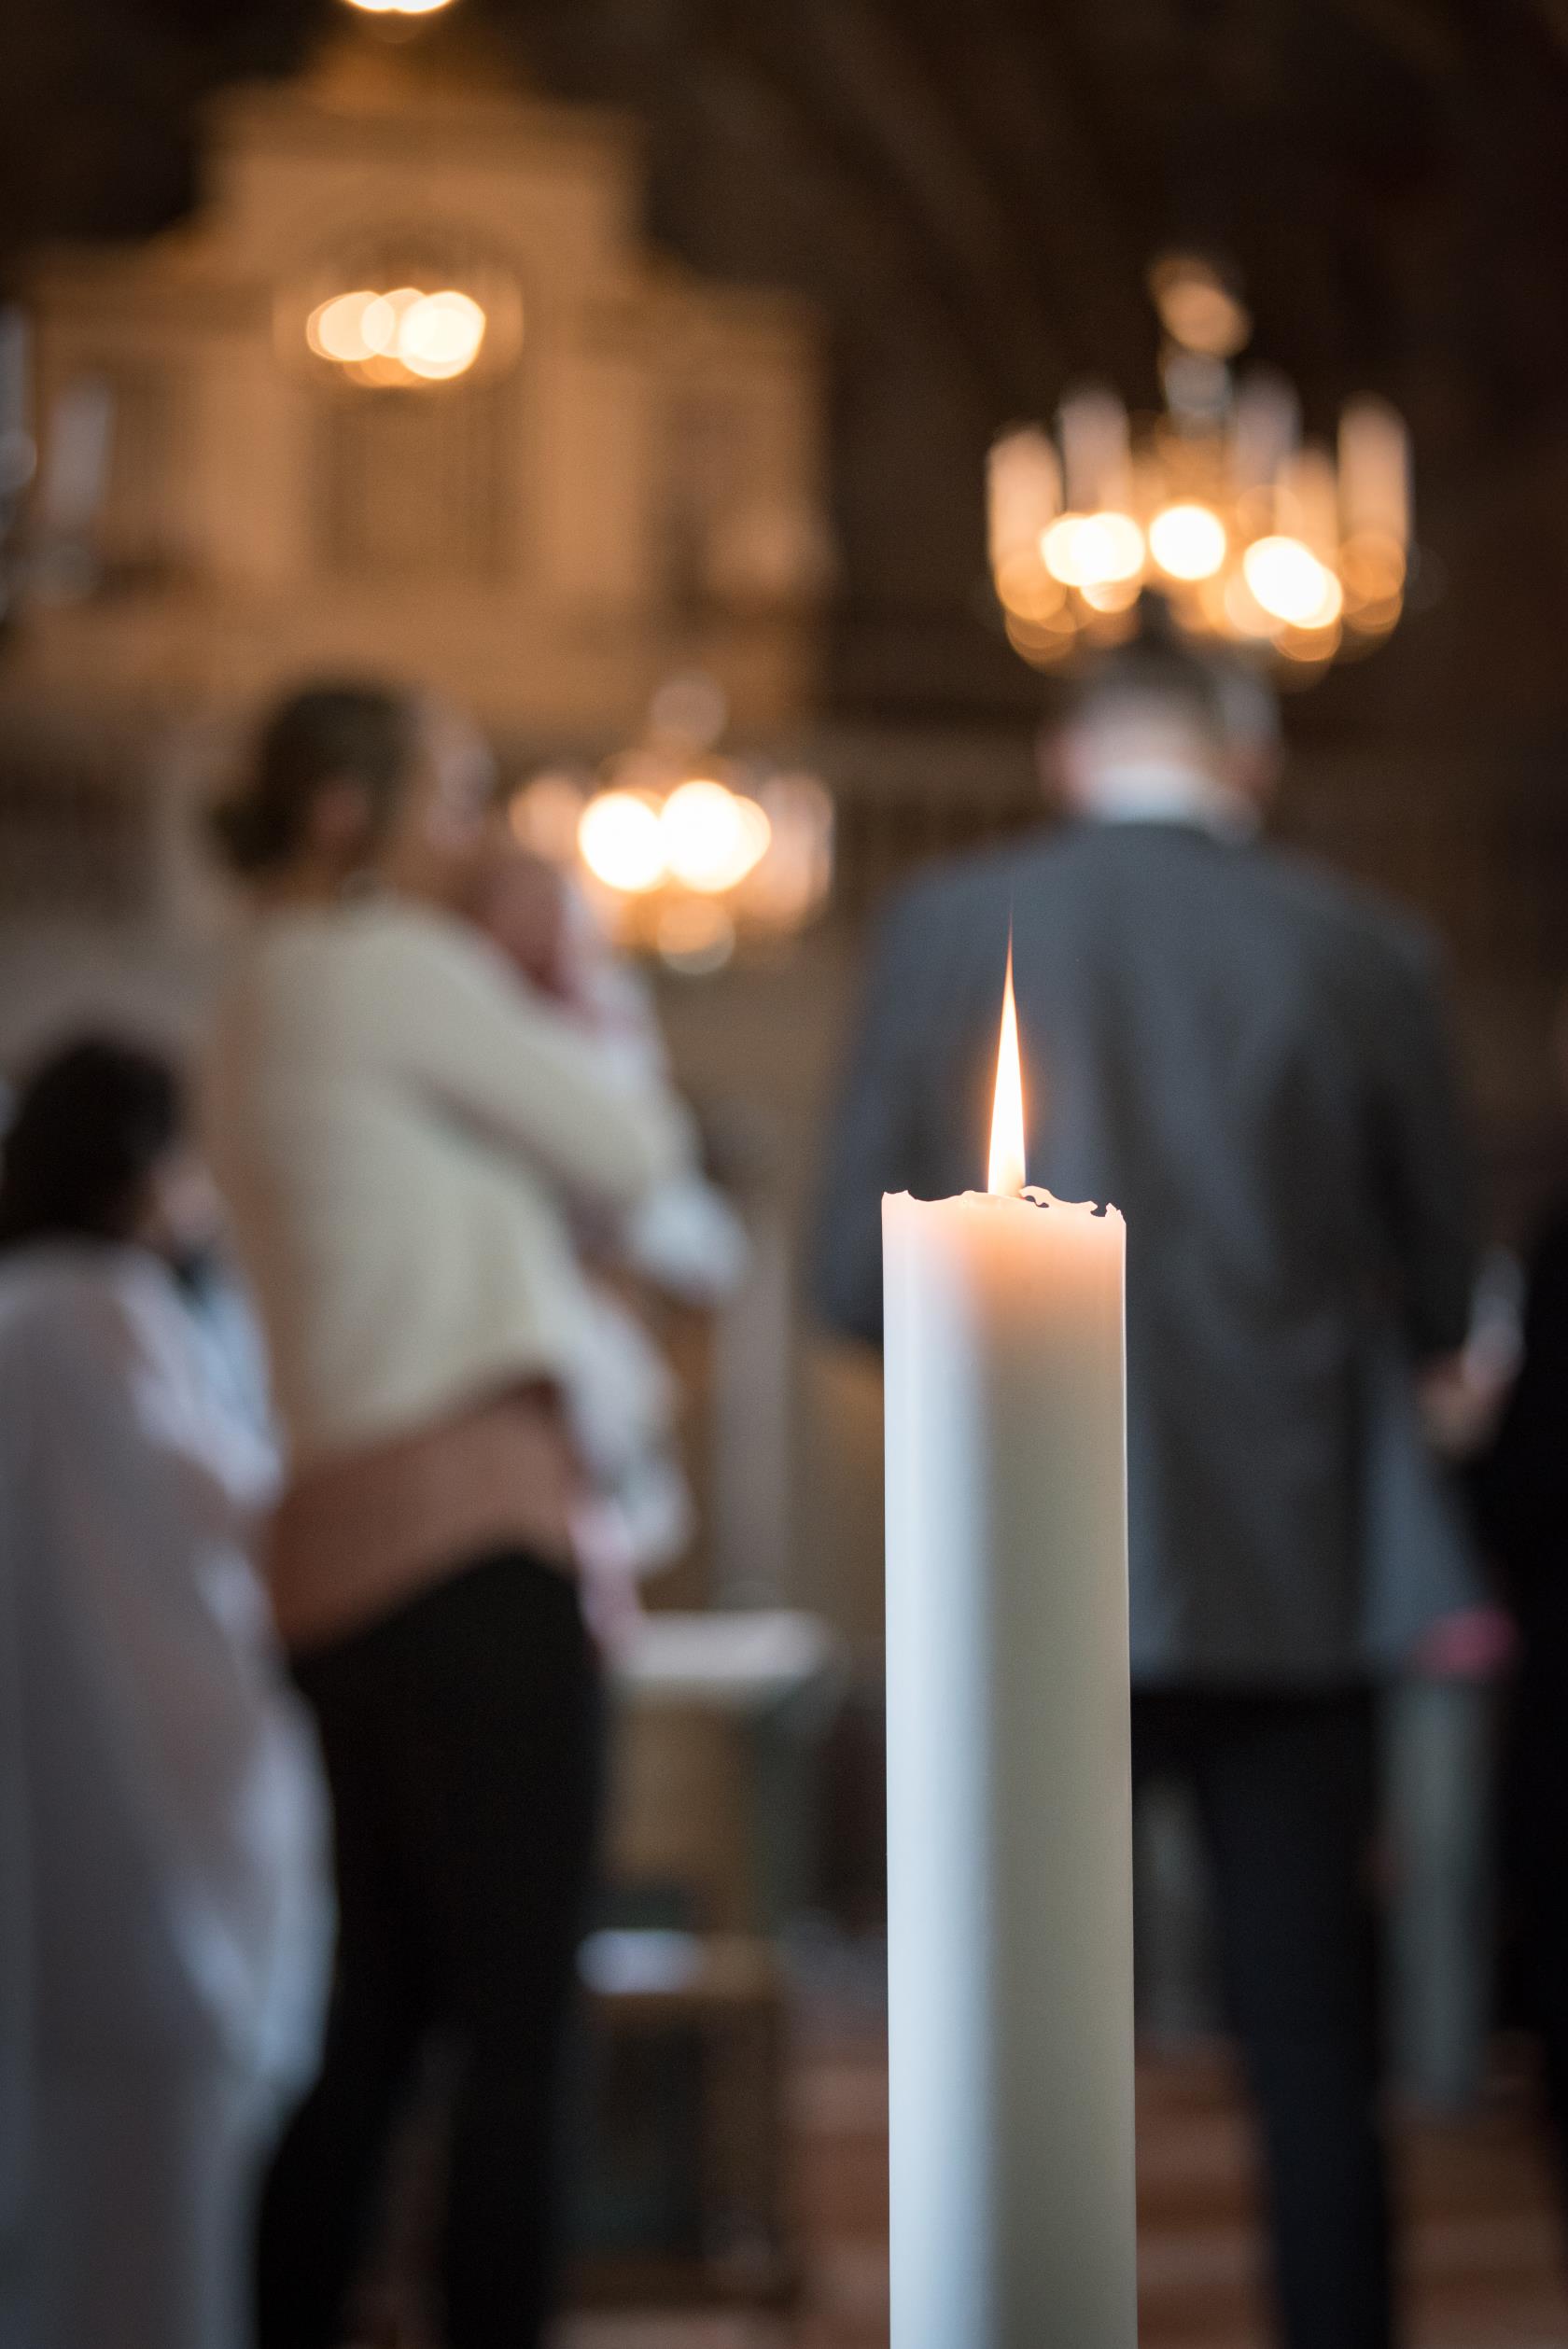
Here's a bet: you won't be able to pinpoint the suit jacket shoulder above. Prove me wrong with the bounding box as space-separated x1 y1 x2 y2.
1241 839 1445 988
884 829 1059 926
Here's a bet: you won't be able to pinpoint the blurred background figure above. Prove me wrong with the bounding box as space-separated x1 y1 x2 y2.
1379 1255 1522 2119
1479 992 1568 2222
816 627 1478 2349
203 681 696 2349
0 1036 329 2349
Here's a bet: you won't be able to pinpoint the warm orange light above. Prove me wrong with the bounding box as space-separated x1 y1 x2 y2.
987 944 1027 1198
1042 510 1144 590
306 289 381 362
660 778 771 894
1148 500 1227 581
1242 535 1343 629
399 290 486 380
578 789 666 894
306 285 488 385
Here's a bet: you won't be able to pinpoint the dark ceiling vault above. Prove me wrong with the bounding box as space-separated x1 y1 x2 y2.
4 0 1568 735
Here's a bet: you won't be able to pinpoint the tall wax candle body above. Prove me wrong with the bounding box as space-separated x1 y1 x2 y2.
882 1183 1135 2348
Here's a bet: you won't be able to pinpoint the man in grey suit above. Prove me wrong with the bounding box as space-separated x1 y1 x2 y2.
815 633 1477 2349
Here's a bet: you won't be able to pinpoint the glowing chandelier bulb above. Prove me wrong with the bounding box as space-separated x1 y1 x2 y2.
577 790 666 895
343 0 457 16
307 290 381 362
1041 510 1145 590
306 286 487 385
661 779 772 894
1241 536 1344 630
398 290 486 379
361 288 416 355
1148 501 1227 582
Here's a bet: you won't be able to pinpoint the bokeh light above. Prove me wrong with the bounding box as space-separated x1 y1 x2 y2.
577 790 666 894
1148 501 1227 581
660 779 772 894
399 290 486 380
1241 535 1343 629
306 285 487 385
518 739 830 966
307 290 382 362
1042 510 1145 589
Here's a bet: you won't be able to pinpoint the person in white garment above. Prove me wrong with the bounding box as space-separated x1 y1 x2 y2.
0 1035 329 2349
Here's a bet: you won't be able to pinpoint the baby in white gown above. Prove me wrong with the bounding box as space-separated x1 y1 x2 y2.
466 846 749 1588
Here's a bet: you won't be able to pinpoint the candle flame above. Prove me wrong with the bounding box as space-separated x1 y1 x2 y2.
987 942 1027 1197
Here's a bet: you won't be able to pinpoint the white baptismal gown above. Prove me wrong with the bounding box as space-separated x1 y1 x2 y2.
0 1242 329 2349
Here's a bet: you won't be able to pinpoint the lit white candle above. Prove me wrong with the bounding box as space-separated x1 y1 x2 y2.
882 948 1136 2348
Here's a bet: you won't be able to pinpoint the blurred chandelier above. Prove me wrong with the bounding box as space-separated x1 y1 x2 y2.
294 233 520 393
509 675 834 975
988 255 1411 676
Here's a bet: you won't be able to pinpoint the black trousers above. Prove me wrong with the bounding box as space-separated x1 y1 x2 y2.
256 1549 603 2349
1508 1626 1568 2207
1132 1687 1393 2349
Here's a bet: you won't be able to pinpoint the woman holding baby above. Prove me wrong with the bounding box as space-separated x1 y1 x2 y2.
204 683 698 2349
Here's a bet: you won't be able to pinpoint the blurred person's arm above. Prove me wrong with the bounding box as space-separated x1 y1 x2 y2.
813 888 934 1346
378 917 692 1214
1365 931 1477 1363
1476 1211 1568 1573
1417 1249 1522 1461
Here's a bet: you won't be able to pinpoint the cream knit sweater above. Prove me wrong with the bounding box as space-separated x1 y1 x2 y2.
203 896 688 1474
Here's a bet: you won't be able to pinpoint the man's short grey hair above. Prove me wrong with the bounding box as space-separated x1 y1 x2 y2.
1060 632 1280 750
